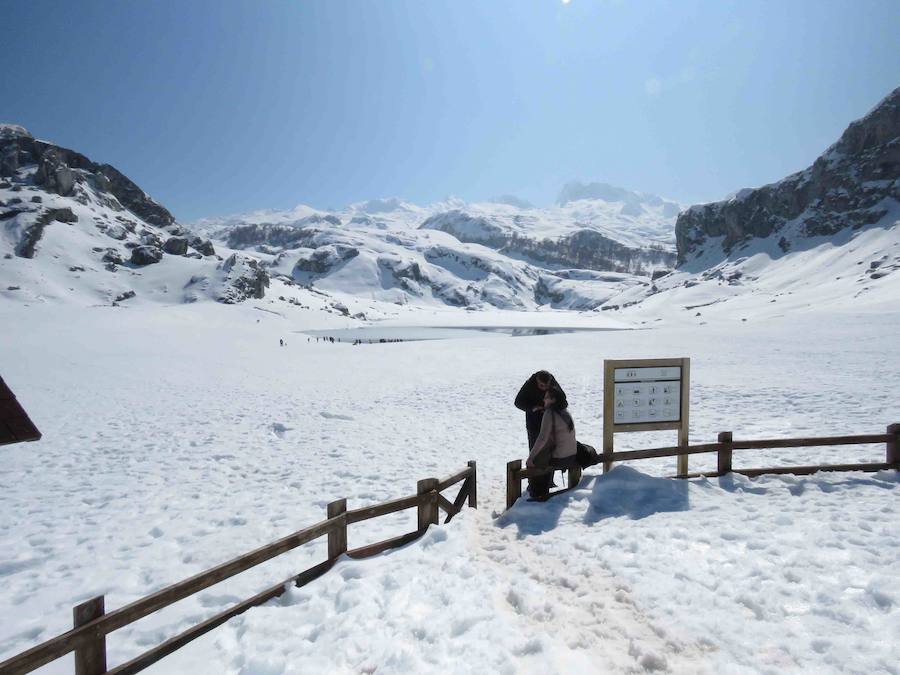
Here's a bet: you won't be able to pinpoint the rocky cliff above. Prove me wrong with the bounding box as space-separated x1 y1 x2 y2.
0 125 175 228
0 124 275 305
675 87 900 264
419 209 674 275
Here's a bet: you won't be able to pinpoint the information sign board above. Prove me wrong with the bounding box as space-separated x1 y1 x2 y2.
603 358 691 476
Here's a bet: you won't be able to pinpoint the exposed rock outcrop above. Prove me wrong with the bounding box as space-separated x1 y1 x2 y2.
224 214 341 250
163 236 189 255
34 149 75 196
218 253 269 303
190 237 215 256
676 87 900 265
15 207 78 258
0 124 176 228
292 244 359 275
130 246 163 266
421 210 675 274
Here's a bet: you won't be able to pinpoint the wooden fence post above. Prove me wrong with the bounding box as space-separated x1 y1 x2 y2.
717 431 733 475
887 423 900 465
417 478 438 531
73 595 106 675
327 499 347 560
466 460 477 508
506 460 522 510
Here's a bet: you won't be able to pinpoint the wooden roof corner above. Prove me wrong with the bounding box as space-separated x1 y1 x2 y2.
0 375 42 446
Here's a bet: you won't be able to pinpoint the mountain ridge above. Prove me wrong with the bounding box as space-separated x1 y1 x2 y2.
675 87 900 265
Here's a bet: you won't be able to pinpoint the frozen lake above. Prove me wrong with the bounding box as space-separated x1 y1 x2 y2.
302 324 631 342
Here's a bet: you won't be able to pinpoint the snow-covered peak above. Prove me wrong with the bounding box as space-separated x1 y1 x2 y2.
0 123 32 141
192 204 324 237
675 86 900 267
557 181 679 211
348 197 421 215
488 194 534 209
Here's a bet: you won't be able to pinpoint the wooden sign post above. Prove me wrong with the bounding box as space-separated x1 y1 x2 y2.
603 358 691 476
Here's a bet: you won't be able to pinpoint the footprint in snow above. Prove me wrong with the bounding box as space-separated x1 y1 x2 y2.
320 412 354 421
271 423 292 438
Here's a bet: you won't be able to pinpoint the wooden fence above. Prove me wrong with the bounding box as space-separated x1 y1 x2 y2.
506 425 900 510
0 461 476 675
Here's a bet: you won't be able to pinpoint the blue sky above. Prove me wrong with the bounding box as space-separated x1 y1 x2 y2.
3 0 898 221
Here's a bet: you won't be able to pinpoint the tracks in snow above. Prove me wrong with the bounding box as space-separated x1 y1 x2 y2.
471 504 715 673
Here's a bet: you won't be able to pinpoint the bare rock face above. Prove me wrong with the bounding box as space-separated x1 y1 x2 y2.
189 237 215 256
130 245 163 266
420 210 674 274
15 207 78 258
0 125 30 177
292 244 359 275
0 125 176 227
102 248 124 265
217 253 270 303
676 86 900 265
34 149 75 196
163 236 189 255
1 145 19 177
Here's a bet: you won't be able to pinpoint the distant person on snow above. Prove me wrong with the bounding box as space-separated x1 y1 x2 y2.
279 338 283 347
525 385 578 500
515 371 565 451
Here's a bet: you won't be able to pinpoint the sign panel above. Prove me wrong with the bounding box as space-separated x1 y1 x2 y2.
612 367 682 424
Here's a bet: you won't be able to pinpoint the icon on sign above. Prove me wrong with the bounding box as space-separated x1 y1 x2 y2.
648 409 657 418
616 401 623 408
662 386 671 394
633 399 640 406
632 410 641 419
615 410 624 420
648 398 655 406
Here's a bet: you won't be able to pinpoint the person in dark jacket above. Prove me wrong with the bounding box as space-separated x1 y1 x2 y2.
515 370 565 451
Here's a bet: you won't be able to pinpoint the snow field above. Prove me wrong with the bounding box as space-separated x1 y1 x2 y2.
0 302 898 673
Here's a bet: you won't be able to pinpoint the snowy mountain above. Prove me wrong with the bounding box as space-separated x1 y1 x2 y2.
8 82 897 323
606 87 900 318
0 124 274 306
676 87 900 267
1 122 681 313
198 192 679 312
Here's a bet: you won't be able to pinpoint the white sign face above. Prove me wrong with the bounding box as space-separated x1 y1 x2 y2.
612 369 681 424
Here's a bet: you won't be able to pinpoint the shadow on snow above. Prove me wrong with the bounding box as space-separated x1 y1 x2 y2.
582 466 690 525
497 466 691 538
497 466 898 539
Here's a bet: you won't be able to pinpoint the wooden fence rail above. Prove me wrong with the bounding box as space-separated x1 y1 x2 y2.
506 425 900 510
0 461 477 675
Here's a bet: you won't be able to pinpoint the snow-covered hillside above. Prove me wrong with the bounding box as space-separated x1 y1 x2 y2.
607 87 900 317
0 124 275 307
1 121 680 313
1 301 897 674
7 83 899 323
194 192 678 312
